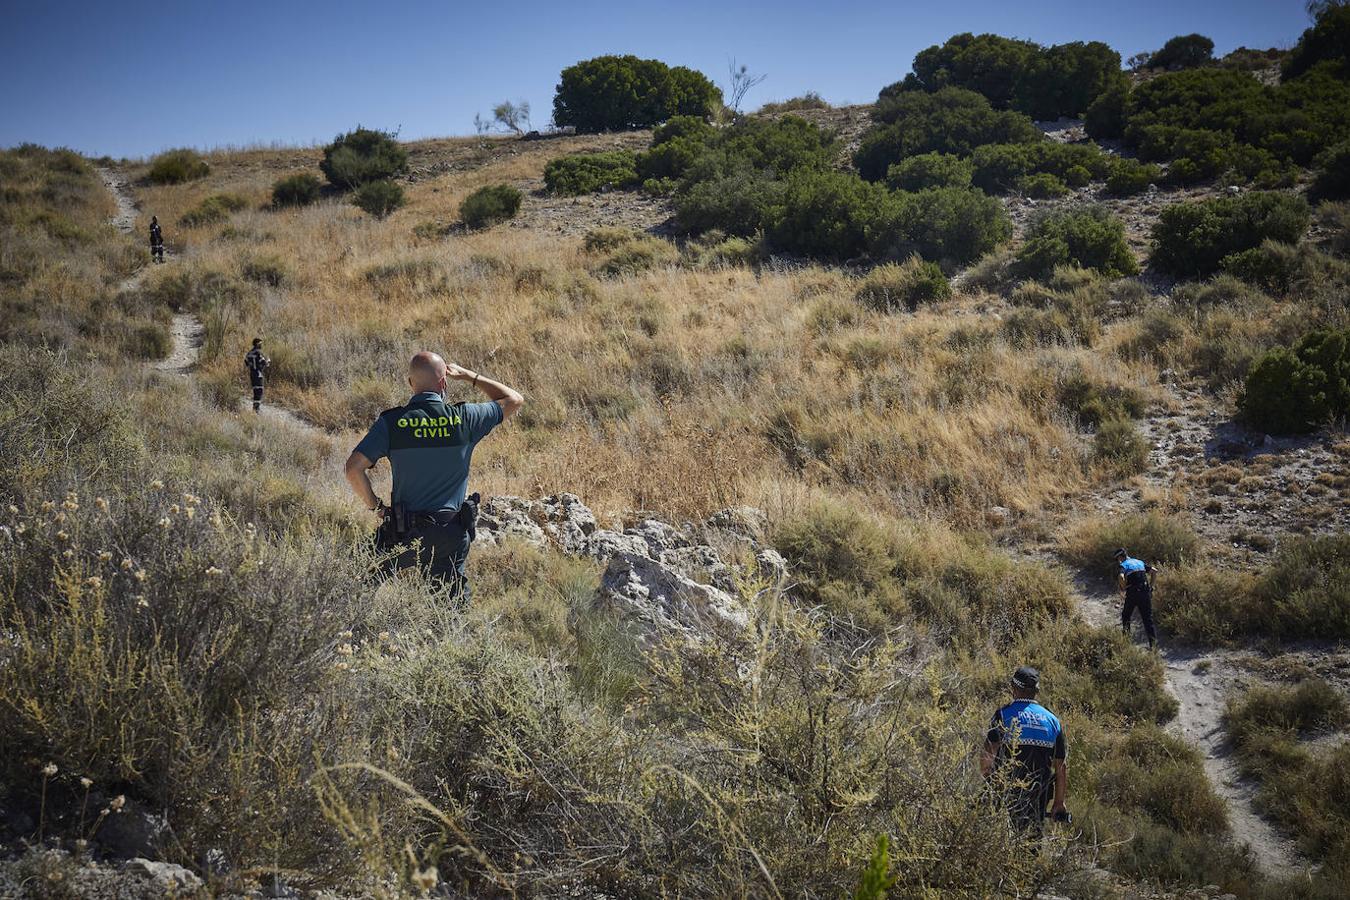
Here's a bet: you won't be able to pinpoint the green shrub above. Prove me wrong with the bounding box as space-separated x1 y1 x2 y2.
1283 4 1350 80
969 142 1110 194
583 226 637 253
1107 161 1161 198
675 171 785 237
1084 81 1129 139
593 236 678 277
636 137 705 181
552 55 721 132
1150 192 1310 278
770 169 885 261
900 33 1125 120
1149 34 1215 70
460 184 523 229
1063 165 1091 188
1228 680 1349 746
1094 418 1149 476
1310 142 1350 202
868 186 1012 267
1241 328 1350 433
651 115 714 146
178 193 248 227
544 151 638 195
271 173 322 208
854 258 952 312
240 254 288 287
1017 172 1069 199
1016 207 1137 280
351 179 405 218
1061 512 1200 576
854 88 1040 181
319 126 408 189
885 152 972 191
1056 366 1147 427
146 148 210 185
756 92 830 114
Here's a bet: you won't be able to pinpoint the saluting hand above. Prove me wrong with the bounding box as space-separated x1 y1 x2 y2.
444 362 475 381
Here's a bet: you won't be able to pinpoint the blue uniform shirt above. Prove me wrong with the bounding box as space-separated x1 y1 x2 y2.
988 699 1067 795
354 392 503 513
1119 555 1150 592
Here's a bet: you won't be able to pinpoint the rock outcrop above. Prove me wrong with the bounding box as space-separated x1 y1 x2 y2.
476 494 786 640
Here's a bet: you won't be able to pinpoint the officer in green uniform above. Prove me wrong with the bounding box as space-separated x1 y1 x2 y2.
344 351 524 598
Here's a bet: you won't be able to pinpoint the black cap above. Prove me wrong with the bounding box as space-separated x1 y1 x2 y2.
252 338 263 346
1114 547 1128 559
1011 666 1040 691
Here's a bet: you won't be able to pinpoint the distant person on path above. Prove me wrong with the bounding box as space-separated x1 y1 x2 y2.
344 351 524 599
149 216 164 263
981 666 1070 839
1116 548 1158 650
244 338 269 412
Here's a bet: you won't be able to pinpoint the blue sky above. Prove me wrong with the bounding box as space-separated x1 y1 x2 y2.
0 0 1314 158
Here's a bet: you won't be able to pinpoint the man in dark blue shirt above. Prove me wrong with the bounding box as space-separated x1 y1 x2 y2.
344 351 524 597
981 666 1069 838
1115 548 1158 650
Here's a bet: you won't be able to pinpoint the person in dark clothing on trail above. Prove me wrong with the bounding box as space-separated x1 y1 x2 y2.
244 338 269 412
981 666 1070 839
343 351 524 599
149 216 164 263
1116 548 1158 650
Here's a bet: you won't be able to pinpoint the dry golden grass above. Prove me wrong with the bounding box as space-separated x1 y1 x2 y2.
111 141 1179 527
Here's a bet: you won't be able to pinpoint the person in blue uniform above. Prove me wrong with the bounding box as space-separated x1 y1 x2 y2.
981 666 1070 838
1115 548 1158 650
344 351 524 598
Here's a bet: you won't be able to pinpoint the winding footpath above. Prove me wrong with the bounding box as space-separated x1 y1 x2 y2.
98 168 317 433
1069 385 1309 878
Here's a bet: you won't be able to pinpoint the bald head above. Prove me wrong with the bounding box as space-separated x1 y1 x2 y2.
408 351 447 392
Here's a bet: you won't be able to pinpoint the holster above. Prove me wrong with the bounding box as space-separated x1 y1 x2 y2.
376 501 410 550
459 492 480 542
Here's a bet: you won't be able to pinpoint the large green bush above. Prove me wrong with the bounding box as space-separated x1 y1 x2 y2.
1105 159 1162 196
271 173 322 208
885 152 972 190
674 170 784 236
543 151 638 195
552 55 721 132
770 169 885 261
1017 207 1138 280
460 184 522 229
319 127 408 189
146 149 209 185
1310 141 1350 202
1241 328 1349 433
351 179 405 218
1148 34 1215 70
1283 5 1350 81
854 258 952 312
1150 192 1310 277
854 88 1040 181
178 193 248 227
898 32 1126 120
869 187 1012 267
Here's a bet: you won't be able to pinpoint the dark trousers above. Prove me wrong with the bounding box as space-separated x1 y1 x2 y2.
1123 589 1157 647
381 520 473 600
1008 785 1050 839
151 242 164 263
250 374 264 410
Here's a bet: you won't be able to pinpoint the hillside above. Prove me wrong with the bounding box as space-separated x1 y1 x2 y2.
2 20 1350 900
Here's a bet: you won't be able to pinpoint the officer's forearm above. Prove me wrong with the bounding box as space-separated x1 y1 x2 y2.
1053 760 1067 809
343 454 381 509
461 370 525 418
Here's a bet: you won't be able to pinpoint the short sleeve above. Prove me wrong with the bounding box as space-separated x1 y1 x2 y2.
353 416 390 463
986 711 1004 746
1053 727 1067 760
464 401 504 443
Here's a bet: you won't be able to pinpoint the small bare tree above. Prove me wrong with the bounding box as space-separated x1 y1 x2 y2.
473 113 490 136
492 100 531 135
726 59 767 114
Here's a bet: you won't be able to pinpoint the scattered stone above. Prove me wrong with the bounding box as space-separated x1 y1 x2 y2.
124 858 203 892
98 807 170 859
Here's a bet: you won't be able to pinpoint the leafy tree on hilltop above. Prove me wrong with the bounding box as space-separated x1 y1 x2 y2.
552 56 721 132
1149 34 1216 70
1284 4 1350 79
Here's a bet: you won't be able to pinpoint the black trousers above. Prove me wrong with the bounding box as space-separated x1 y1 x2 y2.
1123 589 1157 646
380 520 472 600
250 374 264 409
1008 785 1051 839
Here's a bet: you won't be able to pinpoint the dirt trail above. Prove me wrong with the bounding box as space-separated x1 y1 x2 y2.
99 169 320 436
1064 381 1312 877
